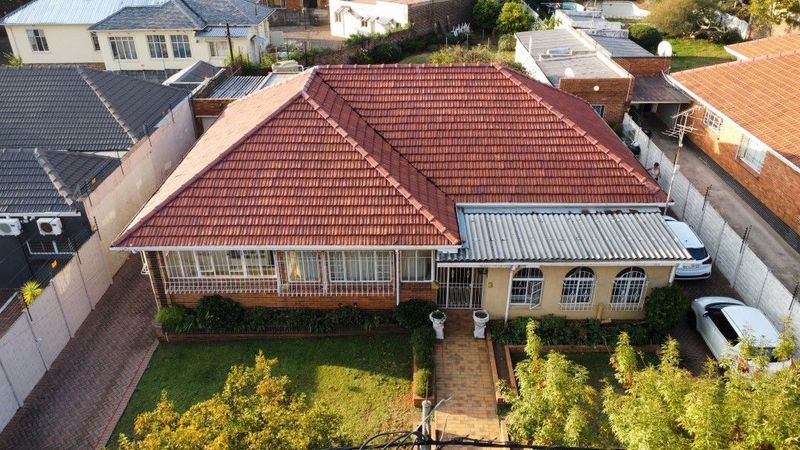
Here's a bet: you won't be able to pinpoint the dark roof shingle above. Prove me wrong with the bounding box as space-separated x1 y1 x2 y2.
89 0 273 30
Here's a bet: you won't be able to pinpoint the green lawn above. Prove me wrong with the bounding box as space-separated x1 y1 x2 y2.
110 335 416 447
400 52 433 64
668 37 735 72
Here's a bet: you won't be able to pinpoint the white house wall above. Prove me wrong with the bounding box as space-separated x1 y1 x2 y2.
5 24 104 64
328 0 409 38
514 37 551 85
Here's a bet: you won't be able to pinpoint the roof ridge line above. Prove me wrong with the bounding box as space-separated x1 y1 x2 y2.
34 148 76 206
77 67 138 145
172 0 206 28
113 89 307 247
302 78 460 245
497 66 660 194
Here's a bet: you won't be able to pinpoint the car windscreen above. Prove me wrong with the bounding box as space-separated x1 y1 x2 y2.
707 309 739 343
688 247 709 261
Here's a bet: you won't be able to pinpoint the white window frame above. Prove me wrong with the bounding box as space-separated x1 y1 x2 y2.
400 250 434 282
703 109 723 134
26 29 49 52
591 104 605 118
285 251 320 283
208 41 228 58
109 36 137 60
334 11 343 22
147 34 168 59
560 267 595 310
328 251 392 283
90 32 101 51
170 34 192 58
610 267 647 310
737 135 767 173
510 267 544 308
164 250 276 279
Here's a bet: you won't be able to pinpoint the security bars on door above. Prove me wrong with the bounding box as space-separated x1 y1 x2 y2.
436 267 485 309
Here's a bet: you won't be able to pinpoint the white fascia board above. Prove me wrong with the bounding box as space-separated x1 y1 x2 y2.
2 211 82 218
667 75 800 175
723 45 750 61
113 244 461 252
436 259 688 268
456 203 665 212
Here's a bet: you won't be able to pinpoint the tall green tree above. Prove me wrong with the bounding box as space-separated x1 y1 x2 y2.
647 0 720 36
118 354 345 450
496 0 535 34
749 0 800 35
473 0 501 32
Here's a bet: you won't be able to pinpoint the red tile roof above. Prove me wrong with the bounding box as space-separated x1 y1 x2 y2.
114 64 665 249
726 34 800 59
671 52 800 167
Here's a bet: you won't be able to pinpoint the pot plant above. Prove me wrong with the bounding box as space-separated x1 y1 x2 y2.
472 309 490 339
429 309 447 340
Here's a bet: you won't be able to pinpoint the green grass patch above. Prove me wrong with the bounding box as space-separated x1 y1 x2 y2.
400 52 432 64
668 37 735 72
110 335 416 447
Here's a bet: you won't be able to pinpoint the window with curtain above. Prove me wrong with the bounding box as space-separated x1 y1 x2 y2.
328 251 391 282
109 36 137 60
170 35 191 58
147 35 167 58
510 267 544 306
162 250 276 278
560 267 595 306
610 267 647 306
285 251 319 282
400 250 433 282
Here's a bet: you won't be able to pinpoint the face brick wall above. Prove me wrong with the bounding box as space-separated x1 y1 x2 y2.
557 77 633 124
688 110 800 235
612 57 671 76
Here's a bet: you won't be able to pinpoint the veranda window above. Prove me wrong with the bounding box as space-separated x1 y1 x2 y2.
328 251 391 282
401 250 433 282
285 251 319 282
163 250 276 278
510 267 543 307
560 267 595 310
610 267 647 310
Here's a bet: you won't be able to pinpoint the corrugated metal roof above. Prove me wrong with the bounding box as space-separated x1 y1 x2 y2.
2 0 166 25
591 35 653 57
207 75 269 98
439 211 691 262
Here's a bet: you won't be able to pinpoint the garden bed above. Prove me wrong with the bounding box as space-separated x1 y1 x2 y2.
109 335 417 448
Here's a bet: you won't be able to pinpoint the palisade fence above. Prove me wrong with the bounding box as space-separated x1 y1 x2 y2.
623 115 800 344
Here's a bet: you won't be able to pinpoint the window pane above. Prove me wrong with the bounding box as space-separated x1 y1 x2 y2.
90 32 100 51
401 250 432 281
27 29 48 52
286 251 318 282
170 35 191 58
179 251 197 277
147 35 167 58
164 252 182 278
195 251 214 276
259 250 275 277
110 37 137 60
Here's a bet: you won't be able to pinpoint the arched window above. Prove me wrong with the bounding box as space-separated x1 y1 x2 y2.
610 268 647 310
510 268 544 307
560 267 595 310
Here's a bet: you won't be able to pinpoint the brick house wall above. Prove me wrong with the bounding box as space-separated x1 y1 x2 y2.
557 77 633 124
612 56 671 76
688 110 800 235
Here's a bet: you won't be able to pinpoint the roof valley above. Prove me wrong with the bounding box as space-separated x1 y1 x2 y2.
77 67 137 145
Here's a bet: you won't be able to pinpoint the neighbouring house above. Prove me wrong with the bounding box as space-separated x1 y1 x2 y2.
724 33 800 60
0 66 193 290
112 65 691 322
1 0 163 67
669 50 800 239
554 8 628 38
89 0 274 79
329 0 470 38
515 27 688 124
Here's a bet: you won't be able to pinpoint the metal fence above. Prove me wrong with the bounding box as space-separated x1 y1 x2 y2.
623 115 800 344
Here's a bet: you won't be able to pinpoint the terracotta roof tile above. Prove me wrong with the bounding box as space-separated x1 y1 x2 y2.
671 52 800 166
726 34 800 59
115 65 666 249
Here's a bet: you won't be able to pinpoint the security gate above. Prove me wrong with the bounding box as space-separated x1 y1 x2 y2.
436 267 485 309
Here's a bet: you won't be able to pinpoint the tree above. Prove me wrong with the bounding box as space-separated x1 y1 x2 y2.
535 15 561 31
505 321 601 447
19 280 42 305
473 0 501 32
118 354 345 450
749 0 800 36
647 0 720 36
496 0 534 34
628 24 664 52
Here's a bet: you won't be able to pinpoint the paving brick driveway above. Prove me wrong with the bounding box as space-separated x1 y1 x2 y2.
0 257 157 450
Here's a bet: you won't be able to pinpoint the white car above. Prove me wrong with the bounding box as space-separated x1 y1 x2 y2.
665 217 712 280
691 297 791 371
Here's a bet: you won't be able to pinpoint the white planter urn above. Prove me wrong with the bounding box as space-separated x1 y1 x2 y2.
473 310 490 339
429 310 447 340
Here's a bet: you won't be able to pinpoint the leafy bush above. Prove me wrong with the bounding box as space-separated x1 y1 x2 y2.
496 0 534 34
194 295 244 331
710 28 743 45
399 32 442 54
644 286 689 336
473 0 501 32
345 32 385 48
394 299 437 329
411 327 436 369
155 305 194 332
225 52 262 75
349 48 373 64
368 43 403 63
413 368 433 397
628 24 663 52
492 315 654 346
498 34 516 51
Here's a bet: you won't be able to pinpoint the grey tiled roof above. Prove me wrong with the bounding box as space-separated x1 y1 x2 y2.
0 148 119 215
1 0 165 25
90 0 273 30
0 66 187 153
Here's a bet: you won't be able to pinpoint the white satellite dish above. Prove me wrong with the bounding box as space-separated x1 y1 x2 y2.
564 67 575 78
657 41 673 57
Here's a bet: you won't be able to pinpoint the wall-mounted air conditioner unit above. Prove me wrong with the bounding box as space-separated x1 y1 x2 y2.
37 218 63 236
0 218 22 236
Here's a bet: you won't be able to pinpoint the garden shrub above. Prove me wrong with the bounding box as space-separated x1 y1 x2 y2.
368 43 403 63
413 368 433 397
498 34 516 52
491 315 656 346
411 326 436 369
710 28 743 45
155 305 194 332
194 295 245 331
628 24 663 52
349 48 373 64
394 299 438 329
644 285 689 336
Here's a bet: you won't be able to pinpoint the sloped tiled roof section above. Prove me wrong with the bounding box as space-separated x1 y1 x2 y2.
1 0 165 25
671 53 800 167
726 34 800 59
0 148 118 215
90 0 273 30
0 66 187 152
115 65 665 249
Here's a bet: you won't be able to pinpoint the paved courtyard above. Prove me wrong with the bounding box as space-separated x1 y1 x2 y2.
0 257 157 450
433 311 501 446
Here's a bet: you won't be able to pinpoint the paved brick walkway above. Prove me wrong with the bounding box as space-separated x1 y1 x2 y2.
0 257 157 450
433 311 501 446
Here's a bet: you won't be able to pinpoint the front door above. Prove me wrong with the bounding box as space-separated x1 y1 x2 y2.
436 267 484 309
